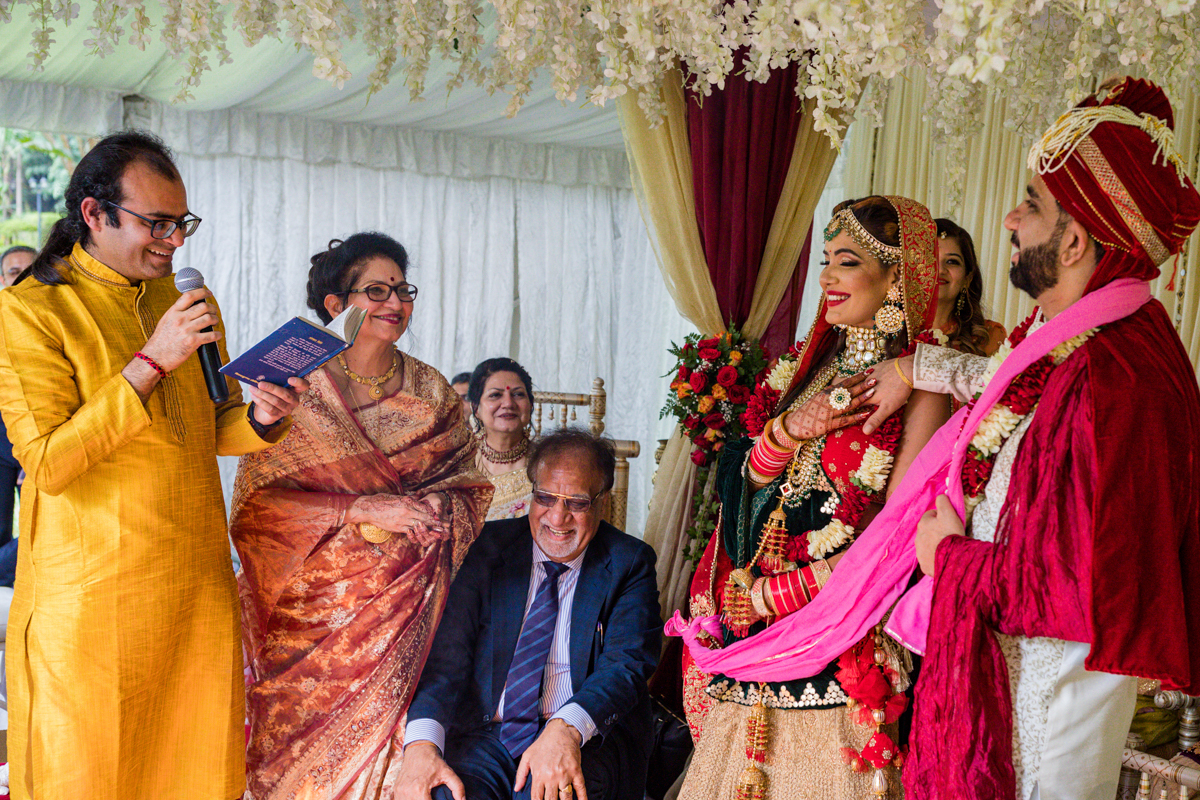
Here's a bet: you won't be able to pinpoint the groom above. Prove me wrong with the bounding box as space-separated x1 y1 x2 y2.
864 77 1200 799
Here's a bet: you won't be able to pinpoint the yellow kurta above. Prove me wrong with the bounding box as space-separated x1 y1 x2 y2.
0 244 290 800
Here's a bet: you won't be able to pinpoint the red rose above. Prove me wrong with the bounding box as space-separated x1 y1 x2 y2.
728 384 751 404
682 342 694 352
702 412 726 430
698 348 720 361
683 414 701 430
716 365 739 387
689 372 708 393
690 448 709 466
697 337 720 349
677 365 690 382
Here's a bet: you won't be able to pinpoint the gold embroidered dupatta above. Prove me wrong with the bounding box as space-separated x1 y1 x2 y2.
231 355 493 799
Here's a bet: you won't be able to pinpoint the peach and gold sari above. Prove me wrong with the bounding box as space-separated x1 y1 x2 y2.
231 354 493 800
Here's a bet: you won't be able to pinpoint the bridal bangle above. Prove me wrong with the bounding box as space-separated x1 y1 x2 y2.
895 358 914 389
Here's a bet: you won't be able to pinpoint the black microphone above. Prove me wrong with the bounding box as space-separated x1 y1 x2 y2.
174 267 229 404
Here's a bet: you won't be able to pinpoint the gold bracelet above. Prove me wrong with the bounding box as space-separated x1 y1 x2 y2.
895 358 914 390
811 558 832 589
750 577 772 619
772 415 804 450
747 462 774 486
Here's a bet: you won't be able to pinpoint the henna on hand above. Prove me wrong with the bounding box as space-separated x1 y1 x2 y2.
782 372 877 441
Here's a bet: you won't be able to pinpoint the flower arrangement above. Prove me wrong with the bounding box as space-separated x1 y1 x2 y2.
661 327 768 564
7 0 1199 177
661 328 769 469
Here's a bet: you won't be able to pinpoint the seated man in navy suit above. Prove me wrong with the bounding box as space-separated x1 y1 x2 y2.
397 428 661 800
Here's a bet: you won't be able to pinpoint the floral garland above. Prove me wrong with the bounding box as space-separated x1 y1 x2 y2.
743 334 939 563
8 0 1199 178
960 312 1099 518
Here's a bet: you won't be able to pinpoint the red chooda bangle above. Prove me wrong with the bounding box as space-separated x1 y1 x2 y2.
134 351 168 378
766 570 810 616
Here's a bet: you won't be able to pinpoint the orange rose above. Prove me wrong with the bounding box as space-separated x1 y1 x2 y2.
729 351 743 364
677 385 692 399
697 395 716 413
711 384 728 401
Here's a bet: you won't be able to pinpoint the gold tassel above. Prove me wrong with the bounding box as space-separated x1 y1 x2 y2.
723 572 755 637
757 502 794 575
735 696 770 800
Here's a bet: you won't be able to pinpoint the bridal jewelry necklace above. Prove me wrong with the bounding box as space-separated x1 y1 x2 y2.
477 432 529 465
836 323 888 368
338 350 398 400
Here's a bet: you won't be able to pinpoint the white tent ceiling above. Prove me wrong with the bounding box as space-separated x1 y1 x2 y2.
0 3 624 149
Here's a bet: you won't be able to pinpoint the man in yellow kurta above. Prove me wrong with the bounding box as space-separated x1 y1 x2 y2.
0 131 306 799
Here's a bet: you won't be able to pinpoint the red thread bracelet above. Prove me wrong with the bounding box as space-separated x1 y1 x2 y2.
134 352 168 378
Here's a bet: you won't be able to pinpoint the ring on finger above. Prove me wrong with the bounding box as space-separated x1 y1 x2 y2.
561 786 573 797
828 386 853 411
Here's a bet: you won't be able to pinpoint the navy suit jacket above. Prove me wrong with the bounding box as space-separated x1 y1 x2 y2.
408 515 661 755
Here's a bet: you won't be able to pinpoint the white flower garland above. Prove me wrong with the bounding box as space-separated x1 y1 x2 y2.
963 326 1097 514
7 0 1198 158
852 444 893 493
808 517 854 559
765 353 800 393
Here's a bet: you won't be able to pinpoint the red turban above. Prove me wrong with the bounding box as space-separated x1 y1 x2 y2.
1029 77 1200 291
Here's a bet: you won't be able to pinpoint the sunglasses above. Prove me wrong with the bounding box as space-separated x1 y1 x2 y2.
532 486 606 514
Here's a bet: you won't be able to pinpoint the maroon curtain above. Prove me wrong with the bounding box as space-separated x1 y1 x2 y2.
686 60 813 358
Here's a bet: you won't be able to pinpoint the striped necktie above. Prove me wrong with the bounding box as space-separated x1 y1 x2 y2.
499 561 570 757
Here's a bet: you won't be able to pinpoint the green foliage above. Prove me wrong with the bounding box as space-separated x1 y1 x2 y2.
0 212 60 247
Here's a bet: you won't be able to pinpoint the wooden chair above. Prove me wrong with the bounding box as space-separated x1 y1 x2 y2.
532 378 640 531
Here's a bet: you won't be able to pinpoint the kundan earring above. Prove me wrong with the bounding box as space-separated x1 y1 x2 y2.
956 290 968 316
874 282 905 336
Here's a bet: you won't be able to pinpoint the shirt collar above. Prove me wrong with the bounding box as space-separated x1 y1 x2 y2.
70 243 136 288
531 540 588 572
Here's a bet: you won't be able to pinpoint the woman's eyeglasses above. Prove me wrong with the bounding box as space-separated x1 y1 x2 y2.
344 283 419 303
532 486 605 514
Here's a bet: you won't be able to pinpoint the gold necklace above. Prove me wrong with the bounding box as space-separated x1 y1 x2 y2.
476 432 529 465
836 323 889 368
338 351 398 400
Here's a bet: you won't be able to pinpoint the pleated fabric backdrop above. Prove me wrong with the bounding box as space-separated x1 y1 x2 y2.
134 101 690 540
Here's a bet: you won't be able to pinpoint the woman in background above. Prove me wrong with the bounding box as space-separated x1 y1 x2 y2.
469 356 536 520
933 218 1006 355
231 232 492 799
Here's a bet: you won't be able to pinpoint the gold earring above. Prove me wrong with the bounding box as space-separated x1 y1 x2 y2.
875 282 905 336
955 290 967 316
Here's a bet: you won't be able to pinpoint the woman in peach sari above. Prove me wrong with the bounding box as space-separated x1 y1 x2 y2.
231 232 493 799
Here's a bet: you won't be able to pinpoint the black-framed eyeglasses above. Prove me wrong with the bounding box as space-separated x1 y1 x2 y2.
343 283 419 303
532 485 606 514
103 200 202 239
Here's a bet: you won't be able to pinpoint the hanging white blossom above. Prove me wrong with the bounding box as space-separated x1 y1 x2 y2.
7 0 1199 163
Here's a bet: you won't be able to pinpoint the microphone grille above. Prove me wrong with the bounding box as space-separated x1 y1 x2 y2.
174 267 205 293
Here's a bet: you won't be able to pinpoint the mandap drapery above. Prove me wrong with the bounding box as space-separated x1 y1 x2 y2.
619 66 840 621
122 99 689 540
842 66 1200 367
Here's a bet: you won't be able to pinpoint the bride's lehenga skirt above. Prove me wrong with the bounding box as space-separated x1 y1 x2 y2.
679 699 901 800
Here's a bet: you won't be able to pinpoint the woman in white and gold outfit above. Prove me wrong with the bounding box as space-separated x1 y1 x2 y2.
468 357 536 520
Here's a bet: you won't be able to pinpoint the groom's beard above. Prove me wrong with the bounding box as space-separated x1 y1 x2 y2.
1009 221 1066 298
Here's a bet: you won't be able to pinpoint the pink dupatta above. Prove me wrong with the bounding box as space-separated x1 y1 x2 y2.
667 277 1151 680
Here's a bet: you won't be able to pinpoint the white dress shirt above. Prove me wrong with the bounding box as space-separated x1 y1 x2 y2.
404 542 598 753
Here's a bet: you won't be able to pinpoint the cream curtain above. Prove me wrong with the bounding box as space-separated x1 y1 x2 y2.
846 67 1200 366
619 74 839 620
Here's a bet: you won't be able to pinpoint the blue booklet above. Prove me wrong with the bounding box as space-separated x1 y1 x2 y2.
220 306 367 386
